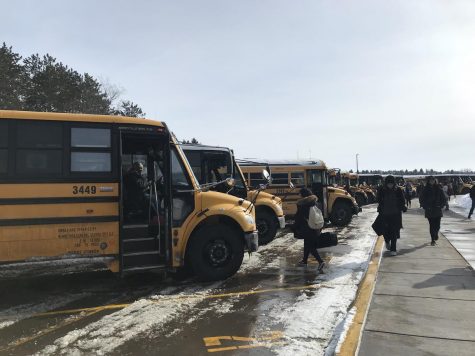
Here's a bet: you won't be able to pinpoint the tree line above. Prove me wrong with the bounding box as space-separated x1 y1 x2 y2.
0 43 144 117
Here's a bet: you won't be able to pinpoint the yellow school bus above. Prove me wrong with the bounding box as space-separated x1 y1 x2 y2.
341 172 369 206
435 174 473 195
239 159 360 226
0 110 258 281
181 144 285 244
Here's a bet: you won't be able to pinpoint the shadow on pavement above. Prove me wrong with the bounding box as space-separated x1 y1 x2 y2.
412 268 475 291
394 242 431 256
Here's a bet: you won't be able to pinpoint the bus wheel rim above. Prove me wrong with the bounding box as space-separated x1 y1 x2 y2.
205 240 230 266
256 219 269 235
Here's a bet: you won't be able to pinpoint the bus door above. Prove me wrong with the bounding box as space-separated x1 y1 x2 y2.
120 132 171 272
307 169 328 218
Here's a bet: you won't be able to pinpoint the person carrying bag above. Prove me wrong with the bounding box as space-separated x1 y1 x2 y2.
373 175 407 256
292 188 326 271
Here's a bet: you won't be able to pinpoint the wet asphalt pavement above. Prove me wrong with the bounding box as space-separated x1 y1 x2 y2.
0 207 379 356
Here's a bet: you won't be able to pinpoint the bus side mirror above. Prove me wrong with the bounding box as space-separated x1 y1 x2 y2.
262 169 271 183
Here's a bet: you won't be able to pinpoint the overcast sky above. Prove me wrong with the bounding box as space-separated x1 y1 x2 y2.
1 0 474 171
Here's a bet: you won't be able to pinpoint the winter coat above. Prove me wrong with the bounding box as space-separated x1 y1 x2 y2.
376 186 406 230
470 185 475 200
293 195 320 240
420 184 447 218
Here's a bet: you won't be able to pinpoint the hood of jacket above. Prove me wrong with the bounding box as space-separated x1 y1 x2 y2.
297 195 318 206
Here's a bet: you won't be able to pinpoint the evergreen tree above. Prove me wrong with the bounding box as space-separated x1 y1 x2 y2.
113 100 145 117
0 43 144 117
0 43 26 110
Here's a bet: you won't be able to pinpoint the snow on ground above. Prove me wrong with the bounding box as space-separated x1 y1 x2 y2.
450 194 473 217
0 257 111 279
240 232 303 272
252 207 378 355
36 284 221 356
15 207 378 355
0 294 90 330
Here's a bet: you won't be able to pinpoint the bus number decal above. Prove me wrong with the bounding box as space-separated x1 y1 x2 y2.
73 186 97 195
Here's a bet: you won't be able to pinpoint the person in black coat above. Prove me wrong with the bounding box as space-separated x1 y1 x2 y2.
124 162 150 218
469 185 475 219
293 188 325 271
420 176 447 245
376 175 407 255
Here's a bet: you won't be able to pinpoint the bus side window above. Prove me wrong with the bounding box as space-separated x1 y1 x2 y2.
0 121 7 175
271 172 289 185
291 172 305 187
70 128 112 172
250 172 266 188
16 121 63 176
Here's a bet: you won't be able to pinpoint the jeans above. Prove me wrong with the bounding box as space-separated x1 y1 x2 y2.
469 200 475 218
427 217 441 241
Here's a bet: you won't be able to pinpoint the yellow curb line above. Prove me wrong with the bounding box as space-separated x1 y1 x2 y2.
33 283 330 318
337 235 384 356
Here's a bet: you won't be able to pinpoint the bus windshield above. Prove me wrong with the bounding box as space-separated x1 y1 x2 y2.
307 169 327 185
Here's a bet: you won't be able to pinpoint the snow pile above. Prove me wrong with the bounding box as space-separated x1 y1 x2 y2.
240 233 303 272
252 207 378 355
325 307 357 355
451 194 473 216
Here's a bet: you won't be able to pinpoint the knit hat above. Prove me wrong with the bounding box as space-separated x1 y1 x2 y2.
385 175 395 184
299 187 313 197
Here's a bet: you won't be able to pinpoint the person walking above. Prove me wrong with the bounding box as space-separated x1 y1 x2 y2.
442 182 450 210
376 175 407 256
468 184 475 219
420 176 447 246
452 179 459 197
293 188 325 271
404 182 413 208
447 182 453 201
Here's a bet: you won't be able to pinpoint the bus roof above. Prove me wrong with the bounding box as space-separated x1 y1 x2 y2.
237 158 327 169
180 143 232 154
0 110 165 127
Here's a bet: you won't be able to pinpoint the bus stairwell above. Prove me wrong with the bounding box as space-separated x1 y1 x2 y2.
120 134 168 273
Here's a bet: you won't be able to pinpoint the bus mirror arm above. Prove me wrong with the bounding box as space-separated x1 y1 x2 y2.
281 182 296 202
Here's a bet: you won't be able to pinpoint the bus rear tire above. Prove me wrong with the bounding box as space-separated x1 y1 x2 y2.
256 210 278 245
189 225 244 281
330 202 352 226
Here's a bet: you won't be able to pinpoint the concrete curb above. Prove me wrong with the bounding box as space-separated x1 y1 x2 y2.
336 235 384 356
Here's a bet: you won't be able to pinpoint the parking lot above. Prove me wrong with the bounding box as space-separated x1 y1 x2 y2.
0 207 379 356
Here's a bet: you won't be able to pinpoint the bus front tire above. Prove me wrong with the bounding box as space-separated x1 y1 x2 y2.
189 225 244 282
256 210 278 245
330 202 352 226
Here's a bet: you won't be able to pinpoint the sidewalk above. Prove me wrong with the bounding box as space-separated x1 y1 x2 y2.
358 208 475 355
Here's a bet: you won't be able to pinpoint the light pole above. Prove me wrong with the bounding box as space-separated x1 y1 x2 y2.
356 153 359 174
